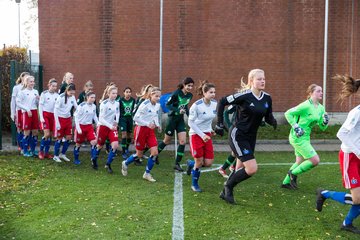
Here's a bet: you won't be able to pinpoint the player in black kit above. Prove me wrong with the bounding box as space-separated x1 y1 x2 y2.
215 69 277 204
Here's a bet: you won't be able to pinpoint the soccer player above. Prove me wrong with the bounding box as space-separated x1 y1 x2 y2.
59 72 74 94
92 84 120 173
38 78 59 159
77 80 94 105
316 75 360 235
121 87 162 182
11 72 30 152
53 84 78 162
215 69 277 204
281 84 329 189
156 77 194 171
16 75 40 157
117 87 135 158
73 91 98 165
186 81 217 192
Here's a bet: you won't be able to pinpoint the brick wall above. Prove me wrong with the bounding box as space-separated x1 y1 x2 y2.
38 0 359 112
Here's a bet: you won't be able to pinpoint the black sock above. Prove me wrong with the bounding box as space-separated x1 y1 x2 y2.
226 168 251 188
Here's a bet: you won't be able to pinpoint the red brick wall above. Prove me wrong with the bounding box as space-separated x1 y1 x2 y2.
38 0 359 111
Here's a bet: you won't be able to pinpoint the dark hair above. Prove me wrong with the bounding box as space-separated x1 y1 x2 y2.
85 91 96 101
196 80 215 96
177 77 194 89
65 83 76 104
123 87 132 92
335 74 360 104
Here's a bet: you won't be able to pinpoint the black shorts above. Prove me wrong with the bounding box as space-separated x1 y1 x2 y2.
228 126 256 162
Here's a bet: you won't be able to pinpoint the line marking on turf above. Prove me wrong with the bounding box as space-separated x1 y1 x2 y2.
172 172 184 240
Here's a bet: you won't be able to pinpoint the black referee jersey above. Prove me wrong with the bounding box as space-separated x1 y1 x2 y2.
217 89 276 135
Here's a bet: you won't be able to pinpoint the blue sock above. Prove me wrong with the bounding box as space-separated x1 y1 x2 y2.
344 205 360 225
44 138 51 154
17 132 24 147
22 136 30 154
54 139 61 156
61 140 70 155
191 168 201 187
125 154 137 165
90 145 97 160
74 146 80 161
322 191 353 205
40 137 46 152
106 148 117 165
187 159 195 169
29 135 38 153
146 156 155 173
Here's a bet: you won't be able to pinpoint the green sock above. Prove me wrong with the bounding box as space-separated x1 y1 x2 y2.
121 138 127 152
175 144 185 164
158 141 167 154
282 162 299 184
222 155 236 170
126 138 131 150
291 160 314 176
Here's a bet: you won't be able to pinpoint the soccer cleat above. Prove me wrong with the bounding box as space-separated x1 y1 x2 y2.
38 151 45 160
281 184 296 190
218 168 229 179
153 155 159 165
23 152 34 157
288 170 298 189
91 159 98 170
219 186 235 204
44 153 54 159
121 161 128 176
229 165 235 172
74 160 81 165
134 158 143 166
32 150 39 157
142 155 149 159
53 156 62 163
174 163 184 172
316 188 326 212
143 172 156 182
191 185 202 192
105 164 113 174
340 224 360 234
59 154 70 162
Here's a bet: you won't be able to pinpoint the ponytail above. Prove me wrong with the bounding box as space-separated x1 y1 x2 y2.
335 74 360 104
16 72 30 85
177 77 194 90
196 80 215 96
136 84 153 99
100 82 117 103
64 83 76 104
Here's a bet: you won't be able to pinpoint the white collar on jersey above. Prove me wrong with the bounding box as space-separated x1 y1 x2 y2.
251 90 264 100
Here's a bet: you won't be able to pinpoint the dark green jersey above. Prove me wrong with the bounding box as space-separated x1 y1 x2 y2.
133 97 145 116
166 89 193 116
77 91 86 104
119 97 135 117
59 83 68 94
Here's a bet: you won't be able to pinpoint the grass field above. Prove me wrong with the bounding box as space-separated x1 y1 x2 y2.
0 150 358 239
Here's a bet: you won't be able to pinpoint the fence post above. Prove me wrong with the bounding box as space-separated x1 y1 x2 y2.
10 60 17 146
38 64 43 93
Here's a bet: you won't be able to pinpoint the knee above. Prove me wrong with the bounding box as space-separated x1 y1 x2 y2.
90 140 97 146
111 143 119 150
150 149 158 157
202 159 213 167
245 165 258 175
179 140 186 145
311 156 320 166
352 195 360 205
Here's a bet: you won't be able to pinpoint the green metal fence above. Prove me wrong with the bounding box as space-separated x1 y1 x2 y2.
9 60 43 146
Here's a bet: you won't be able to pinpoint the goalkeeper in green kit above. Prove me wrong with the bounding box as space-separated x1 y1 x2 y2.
281 84 329 189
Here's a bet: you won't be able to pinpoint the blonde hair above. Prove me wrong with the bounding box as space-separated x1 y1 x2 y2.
100 83 117 102
147 87 161 99
136 84 153 99
237 69 265 92
22 76 35 89
16 72 30 84
62 72 74 84
48 78 57 85
83 80 93 91
334 74 360 104
306 84 320 99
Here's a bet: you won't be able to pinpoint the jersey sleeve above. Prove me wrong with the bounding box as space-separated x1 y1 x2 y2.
284 101 308 127
133 102 149 126
166 91 179 114
317 105 328 131
38 93 46 122
337 109 360 156
16 91 29 112
188 103 206 138
217 92 246 126
264 97 277 128
74 105 83 132
99 102 112 129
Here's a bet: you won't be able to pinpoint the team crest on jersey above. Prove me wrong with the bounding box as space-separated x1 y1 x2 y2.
71 101 74 104
250 103 255 107
351 178 358 185
264 102 269 108
167 131 172 135
213 110 217 114
203 112 206 114
242 148 250 154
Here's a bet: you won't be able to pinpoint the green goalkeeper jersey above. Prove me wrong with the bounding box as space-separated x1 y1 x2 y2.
285 99 328 141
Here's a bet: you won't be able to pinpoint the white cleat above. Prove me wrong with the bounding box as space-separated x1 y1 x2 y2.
59 153 70 162
53 156 62 163
121 161 128 176
143 172 156 182
218 168 229 179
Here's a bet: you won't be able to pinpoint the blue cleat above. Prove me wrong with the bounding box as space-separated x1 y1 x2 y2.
191 185 202 192
74 160 81 165
23 152 34 157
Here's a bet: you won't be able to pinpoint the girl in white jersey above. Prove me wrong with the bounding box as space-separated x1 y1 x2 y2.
73 91 98 165
53 84 77 162
16 76 40 157
186 81 217 192
316 75 360 235
38 78 59 159
122 87 162 182
92 84 120 172
11 72 30 152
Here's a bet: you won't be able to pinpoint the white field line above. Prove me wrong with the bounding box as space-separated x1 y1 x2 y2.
172 172 184 240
